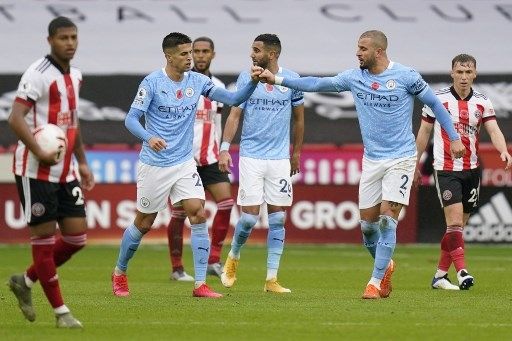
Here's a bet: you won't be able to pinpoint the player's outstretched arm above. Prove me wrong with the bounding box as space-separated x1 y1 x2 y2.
125 108 166 152
259 70 338 92
417 87 465 159
484 119 512 170
208 65 262 106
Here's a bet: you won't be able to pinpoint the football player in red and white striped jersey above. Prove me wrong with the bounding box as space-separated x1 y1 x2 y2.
167 37 234 281
416 54 511 290
7 17 94 328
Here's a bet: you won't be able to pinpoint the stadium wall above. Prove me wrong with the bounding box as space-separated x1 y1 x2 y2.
0 146 510 244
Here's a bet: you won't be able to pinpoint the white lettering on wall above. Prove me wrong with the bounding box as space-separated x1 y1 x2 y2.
291 200 360 230
86 200 110 229
4 201 26 230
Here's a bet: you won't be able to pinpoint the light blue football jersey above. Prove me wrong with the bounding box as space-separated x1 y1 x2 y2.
237 67 304 159
332 62 426 160
130 69 216 167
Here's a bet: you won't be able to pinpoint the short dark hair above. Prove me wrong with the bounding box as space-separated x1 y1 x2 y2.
162 32 192 51
48 16 76 36
254 33 281 55
452 54 477 68
193 36 214 51
360 30 388 50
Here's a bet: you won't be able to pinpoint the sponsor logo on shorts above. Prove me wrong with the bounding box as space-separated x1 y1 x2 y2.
31 203 45 217
442 190 452 201
140 197 150 208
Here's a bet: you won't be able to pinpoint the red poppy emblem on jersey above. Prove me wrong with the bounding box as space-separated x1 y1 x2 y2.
371 82 380 90
265 84 274 92
176 89 183 99
460 110 469 120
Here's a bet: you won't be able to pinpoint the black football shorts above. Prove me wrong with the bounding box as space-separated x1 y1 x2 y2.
15 175 86 226
434 167 481 214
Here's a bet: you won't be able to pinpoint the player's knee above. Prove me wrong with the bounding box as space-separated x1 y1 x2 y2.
188 209 206 225
268 211 285 230
239 212 258 232
380 207 401 221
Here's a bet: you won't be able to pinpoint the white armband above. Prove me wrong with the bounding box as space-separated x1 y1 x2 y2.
274 76 284 86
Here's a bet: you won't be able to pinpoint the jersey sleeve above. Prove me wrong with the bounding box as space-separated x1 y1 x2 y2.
421 104 436 123
404 69 428 96
212 77 226 110
235 72 250 109
130 77 153 112
331 70 353 92
482 98 497 123
291 88 304 107
199 74 217 100
15 68 44 106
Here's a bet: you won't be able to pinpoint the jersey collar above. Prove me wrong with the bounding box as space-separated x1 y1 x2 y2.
46 54 69 74
450 86 473 101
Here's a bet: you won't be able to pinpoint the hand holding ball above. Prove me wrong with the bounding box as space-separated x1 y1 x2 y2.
33 124 67 163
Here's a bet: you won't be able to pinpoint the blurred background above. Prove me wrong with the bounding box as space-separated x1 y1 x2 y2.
1 0 511 244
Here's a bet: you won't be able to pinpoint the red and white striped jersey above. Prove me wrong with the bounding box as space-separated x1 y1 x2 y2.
192 74 225 166
422 86 496 171
12 55 81 183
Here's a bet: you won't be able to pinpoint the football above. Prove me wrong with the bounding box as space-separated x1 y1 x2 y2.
33 123 67 163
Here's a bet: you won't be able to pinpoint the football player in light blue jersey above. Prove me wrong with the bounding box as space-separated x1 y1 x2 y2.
259 30 466 299
218 34 305 293
111 32 263 299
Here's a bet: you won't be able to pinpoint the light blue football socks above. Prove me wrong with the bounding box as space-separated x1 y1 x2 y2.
115 224 143 273
372 215 397 280
190 222 210 283
267 211 286 279
230 212 258 258
361 220 381 259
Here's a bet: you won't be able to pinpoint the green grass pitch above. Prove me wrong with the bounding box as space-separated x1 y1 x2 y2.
1 243 511 340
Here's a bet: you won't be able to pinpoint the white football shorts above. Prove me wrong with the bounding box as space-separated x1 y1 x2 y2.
136 159 205 213
237 156 292 207
358 155 417 209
